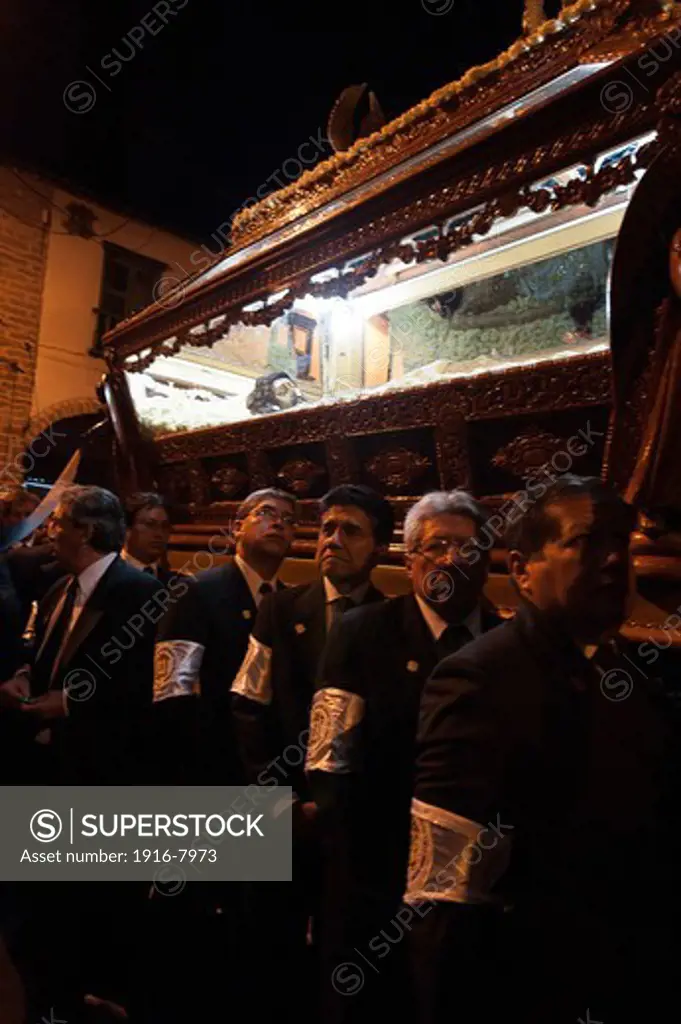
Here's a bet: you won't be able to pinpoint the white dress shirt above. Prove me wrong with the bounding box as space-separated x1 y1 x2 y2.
234 554 280 606
67 551 119 638
121 548 159 575
414 594 482 643
38 551 118 687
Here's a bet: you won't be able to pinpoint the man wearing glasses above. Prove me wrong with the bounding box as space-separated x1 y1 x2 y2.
145 488 297 1023
306 490 501 1024
152 487 297 785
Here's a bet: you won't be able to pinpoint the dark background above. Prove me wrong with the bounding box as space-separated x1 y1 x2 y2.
0 0 549 242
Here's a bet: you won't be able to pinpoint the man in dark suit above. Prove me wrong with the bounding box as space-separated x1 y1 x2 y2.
405 475 678 1024
231 484 394 1020
0 485 163 1023
0 485 162 785
121 490 179 585
141 488 296 1024
307 489 502 1023
152 487 297 786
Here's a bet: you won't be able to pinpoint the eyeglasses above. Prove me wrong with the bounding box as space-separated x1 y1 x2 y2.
415 539 469 561
251 506 296 527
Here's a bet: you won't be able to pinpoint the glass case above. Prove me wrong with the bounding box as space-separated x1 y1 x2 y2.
126 140 649 438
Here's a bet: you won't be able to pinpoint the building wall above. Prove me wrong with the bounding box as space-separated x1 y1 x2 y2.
0 169 50 483
0 167 197 485
31 186 196 427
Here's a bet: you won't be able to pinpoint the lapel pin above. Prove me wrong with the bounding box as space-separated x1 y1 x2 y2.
406 660 419 673
295 623 306 635
242 609 252 620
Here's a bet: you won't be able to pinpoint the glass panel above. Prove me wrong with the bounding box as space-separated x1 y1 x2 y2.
128 302 324 436
374 238 612 387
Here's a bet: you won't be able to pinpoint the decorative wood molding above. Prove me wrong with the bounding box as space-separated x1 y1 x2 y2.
109 129 659 370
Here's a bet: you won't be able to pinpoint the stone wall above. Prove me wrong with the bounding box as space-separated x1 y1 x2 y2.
0 168 50 485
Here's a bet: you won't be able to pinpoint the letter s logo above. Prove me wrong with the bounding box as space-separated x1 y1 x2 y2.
30 809 63 843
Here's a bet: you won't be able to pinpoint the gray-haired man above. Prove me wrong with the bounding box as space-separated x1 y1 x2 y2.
0 484 163 784
306 489 502 1024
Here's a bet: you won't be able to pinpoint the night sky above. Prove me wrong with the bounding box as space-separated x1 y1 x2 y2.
1 0 544 243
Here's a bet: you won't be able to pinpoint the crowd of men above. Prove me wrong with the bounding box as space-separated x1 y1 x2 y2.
0 476 678 1024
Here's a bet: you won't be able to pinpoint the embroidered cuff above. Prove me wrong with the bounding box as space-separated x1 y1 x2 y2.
404 798 512 906
231 635 273 706
305 687 365 774
154 640 204 702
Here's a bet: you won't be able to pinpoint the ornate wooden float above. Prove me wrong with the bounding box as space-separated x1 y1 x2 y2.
100 0 681 648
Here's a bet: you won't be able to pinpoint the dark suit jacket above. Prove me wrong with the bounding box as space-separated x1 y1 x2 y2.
408 599 678 1019
308 595 502 931
153 560 275 784
231 579 384 803
28 555 163 784
0 556 22 682
156 564 185 589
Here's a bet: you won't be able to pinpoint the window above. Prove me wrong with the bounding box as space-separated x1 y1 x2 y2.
94 242 167 347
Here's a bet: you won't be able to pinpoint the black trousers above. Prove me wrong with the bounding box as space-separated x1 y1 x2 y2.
407 900 678 1024
4 881 150 1023
129 882 263 1024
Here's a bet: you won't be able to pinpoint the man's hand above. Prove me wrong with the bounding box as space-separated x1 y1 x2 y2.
0 674 30 708
20 690 65 719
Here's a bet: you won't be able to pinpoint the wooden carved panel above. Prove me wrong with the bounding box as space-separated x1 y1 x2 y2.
157 461 208 508
435 409 471 491
207 463 249 502
470 406 611 495
354 427 440 496
325 434 355 486
492 426 569 480
364 448 431 492
276 457 327 498
246 450 273 491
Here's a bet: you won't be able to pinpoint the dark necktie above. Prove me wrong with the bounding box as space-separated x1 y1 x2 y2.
259 582 274 598
143 565 156 576
33 576 79 693
329 595 355 629
435 623 472 662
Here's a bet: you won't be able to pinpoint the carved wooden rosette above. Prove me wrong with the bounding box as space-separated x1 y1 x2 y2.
491 427 568 479
276 458 326 498
210 465 249 499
